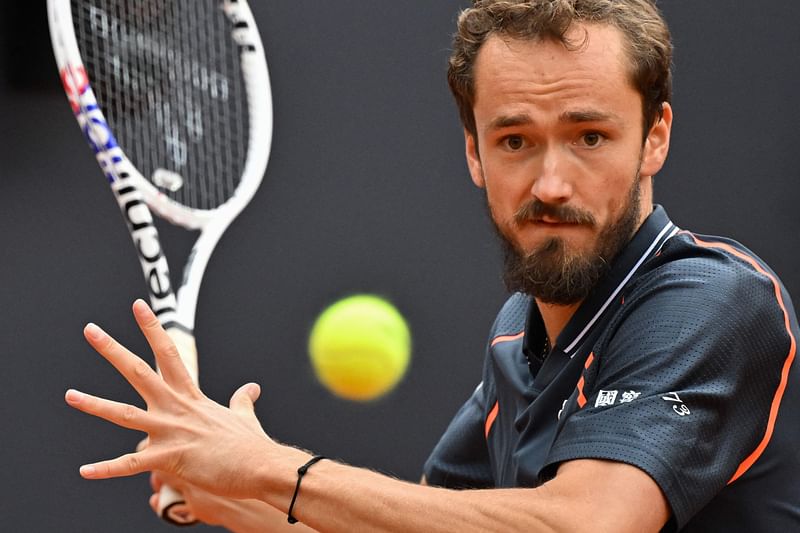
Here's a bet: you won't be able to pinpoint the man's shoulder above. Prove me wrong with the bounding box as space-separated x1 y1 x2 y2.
640 231 779 295
624 230 793 330
489 293 532 339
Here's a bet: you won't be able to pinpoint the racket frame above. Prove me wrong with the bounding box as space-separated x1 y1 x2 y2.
48 0 272 525
48 0 272 332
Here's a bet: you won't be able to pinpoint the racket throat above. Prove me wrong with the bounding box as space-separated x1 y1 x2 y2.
163 326 199 384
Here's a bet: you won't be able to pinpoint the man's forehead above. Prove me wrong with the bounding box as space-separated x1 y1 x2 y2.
469 25 645 136
472 25 637 106
474 23 633 85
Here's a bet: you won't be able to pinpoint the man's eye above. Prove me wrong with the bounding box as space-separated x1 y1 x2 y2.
581 132 604 147
504 136 524 150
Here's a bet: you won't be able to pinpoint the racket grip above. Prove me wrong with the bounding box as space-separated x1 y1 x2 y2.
157 327 200 525
158 484 198 526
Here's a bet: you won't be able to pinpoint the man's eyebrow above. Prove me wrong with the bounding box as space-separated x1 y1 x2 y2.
559 110 620 123
487 114 533 131
487 110 621 131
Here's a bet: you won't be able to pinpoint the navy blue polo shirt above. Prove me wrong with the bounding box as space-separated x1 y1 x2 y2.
424 206 800 531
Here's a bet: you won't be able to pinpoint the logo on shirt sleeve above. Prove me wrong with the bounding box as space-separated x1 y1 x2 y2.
594 389 642 408
595 390 619 407
620 390 641 403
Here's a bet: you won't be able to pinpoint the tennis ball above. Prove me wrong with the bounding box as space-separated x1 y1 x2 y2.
309 294 411 402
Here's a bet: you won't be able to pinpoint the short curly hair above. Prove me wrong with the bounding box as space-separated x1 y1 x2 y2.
449 0 672 140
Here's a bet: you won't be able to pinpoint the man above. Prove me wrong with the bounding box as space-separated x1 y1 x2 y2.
65 1 800 531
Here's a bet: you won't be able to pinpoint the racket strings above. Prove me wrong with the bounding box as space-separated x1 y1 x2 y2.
71 0 249 211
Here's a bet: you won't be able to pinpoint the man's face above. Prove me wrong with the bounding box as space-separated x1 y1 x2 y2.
465 24 671 304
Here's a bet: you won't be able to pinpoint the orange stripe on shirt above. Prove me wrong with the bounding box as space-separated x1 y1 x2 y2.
577 352 596 408
484 332 524 439
491 331 525 347
686 232 798 483
485 401 499 439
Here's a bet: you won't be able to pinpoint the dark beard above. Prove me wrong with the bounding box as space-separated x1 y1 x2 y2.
493 177 642 305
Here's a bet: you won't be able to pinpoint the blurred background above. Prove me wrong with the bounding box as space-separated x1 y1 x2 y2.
1 1 798 531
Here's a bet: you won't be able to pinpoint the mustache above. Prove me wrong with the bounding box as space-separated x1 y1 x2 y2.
513 200 596 227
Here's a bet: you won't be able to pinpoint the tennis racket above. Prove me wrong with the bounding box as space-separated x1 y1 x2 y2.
47 0 272 525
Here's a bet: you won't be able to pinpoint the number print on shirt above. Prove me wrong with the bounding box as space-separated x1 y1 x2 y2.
558 399 568 420
661 392 691 416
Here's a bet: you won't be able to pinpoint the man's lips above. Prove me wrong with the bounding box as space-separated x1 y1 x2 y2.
538 214 571 224
526 216 590 227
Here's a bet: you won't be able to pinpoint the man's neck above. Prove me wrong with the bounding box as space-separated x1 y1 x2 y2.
535 299 581 346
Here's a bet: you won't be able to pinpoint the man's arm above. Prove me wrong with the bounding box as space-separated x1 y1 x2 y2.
66 300 669 532
265 455 668 532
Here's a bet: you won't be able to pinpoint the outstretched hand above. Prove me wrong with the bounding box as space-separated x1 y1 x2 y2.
65 299 278 500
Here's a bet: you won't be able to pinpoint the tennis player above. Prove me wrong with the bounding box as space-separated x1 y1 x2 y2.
66 1 800 531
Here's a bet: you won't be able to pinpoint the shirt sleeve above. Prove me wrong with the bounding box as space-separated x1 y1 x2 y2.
423 380 495 489
543 251 795 529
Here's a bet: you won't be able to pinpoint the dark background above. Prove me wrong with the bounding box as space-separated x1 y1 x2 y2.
1 1 798 531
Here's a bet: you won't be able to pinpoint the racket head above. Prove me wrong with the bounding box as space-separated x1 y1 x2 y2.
48 0 272 230
49 0 272 326
48 0 272 525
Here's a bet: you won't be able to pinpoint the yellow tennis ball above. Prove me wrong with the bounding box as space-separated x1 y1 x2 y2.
309 294 411 402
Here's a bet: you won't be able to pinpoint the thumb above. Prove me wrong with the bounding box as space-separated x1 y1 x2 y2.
229 382 261 413
149 492 160 515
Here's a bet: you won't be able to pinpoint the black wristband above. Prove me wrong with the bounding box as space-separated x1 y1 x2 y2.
287 455 326 524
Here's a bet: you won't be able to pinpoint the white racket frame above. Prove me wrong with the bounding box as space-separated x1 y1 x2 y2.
47 0 272 525
48 0 272 332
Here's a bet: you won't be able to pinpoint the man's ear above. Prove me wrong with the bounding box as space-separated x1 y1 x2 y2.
465 129 485 188
640 102 673 178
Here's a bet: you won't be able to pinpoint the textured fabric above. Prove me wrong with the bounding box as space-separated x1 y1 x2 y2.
423 206 800 531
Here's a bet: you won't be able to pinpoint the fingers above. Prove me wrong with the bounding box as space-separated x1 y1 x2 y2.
131 300 197 393
83 322 163 403
229 383 261 414
65 389 149 431
79 450 153 479
150 472 162 492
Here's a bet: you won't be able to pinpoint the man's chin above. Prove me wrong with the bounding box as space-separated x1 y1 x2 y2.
504 257 608 304
516 237 591 263
499 233 609 303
